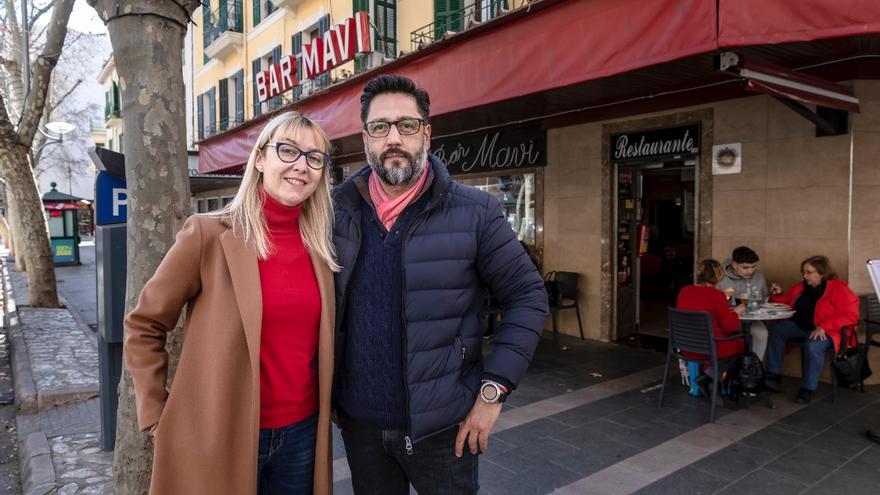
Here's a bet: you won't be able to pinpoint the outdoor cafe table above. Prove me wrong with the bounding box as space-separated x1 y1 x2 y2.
739 308 795 349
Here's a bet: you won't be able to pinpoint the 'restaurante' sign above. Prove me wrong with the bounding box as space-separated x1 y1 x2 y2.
256 11 373 102
610 124 701 162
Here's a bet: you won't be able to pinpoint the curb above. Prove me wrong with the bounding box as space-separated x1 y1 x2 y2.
17 430 56 495
2 260 39 415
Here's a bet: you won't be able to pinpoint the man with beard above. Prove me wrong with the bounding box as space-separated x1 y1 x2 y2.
331 74 548 494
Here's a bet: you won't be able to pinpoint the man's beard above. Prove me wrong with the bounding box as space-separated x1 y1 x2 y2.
366 139 428 187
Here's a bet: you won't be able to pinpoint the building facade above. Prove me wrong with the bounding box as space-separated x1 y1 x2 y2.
194 0 880 381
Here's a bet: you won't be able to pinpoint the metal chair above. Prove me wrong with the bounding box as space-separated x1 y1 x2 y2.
658 307 747 423
547 271 584 339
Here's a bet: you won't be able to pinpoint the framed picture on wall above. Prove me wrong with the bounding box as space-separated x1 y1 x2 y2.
712 143 742 175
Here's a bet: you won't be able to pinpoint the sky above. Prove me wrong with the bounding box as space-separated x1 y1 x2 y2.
69 0 107 34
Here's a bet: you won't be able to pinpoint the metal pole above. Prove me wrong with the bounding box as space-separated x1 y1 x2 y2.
21 0 30 105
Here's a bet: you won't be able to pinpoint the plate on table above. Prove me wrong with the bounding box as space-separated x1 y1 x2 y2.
762 303 789 310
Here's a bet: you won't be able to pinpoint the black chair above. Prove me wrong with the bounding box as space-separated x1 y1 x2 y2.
864 294 880 356
547 271 584 340
658 307 747 423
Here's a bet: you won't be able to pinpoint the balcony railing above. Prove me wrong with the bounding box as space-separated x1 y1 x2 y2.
204 1 244 47
410 1 514 52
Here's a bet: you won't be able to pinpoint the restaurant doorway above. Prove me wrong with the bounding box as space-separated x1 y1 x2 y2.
615 159 697 343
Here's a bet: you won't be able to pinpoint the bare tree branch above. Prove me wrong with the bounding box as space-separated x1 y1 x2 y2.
17 0 74 146
46 77 80 114
28 0 57 31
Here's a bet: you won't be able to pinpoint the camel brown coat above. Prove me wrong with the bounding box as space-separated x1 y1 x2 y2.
124 215 334 495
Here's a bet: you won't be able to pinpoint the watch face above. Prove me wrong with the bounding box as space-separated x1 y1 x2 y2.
482 383 499 401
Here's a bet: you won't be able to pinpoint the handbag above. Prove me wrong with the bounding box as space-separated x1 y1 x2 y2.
832 343 872 389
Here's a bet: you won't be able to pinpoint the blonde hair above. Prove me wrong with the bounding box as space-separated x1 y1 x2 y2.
208 111 340 271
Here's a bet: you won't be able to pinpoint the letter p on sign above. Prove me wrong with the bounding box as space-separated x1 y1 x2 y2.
112 188 128 217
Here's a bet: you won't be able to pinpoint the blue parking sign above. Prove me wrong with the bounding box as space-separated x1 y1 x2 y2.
95 171 127 225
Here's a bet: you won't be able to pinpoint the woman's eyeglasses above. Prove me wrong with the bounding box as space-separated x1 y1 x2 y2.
265 142 330 170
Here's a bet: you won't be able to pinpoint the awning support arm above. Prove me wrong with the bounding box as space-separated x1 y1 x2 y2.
771 96 839 135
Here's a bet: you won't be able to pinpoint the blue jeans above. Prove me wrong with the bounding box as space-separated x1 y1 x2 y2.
340 416 478 495
257 414 318 495
765 320 833 391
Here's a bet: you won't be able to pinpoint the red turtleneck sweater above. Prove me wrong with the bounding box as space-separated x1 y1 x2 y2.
258 193 321 429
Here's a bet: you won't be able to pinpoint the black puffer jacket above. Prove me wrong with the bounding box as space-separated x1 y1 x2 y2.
332 156 548 442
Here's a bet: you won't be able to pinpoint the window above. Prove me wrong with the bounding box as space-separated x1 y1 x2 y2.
222 196 234 206
253 0 277 27
219 71 243 129
459 173 536 246
197 199 209 213
207 198 221 211
197 88 216 139
375 1 397 57
254 47 283 114
435 0 463 38
118 133 124 153
291 32 303 101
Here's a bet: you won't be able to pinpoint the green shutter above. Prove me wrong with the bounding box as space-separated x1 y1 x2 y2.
253 0 261 26
375 1 397 57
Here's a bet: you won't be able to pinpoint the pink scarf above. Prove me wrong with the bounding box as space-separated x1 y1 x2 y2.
368 163 429 231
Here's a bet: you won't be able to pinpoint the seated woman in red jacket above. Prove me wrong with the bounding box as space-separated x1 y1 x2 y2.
764 255 860 404
676 260 747 381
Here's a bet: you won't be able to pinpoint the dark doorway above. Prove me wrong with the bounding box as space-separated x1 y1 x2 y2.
615 162 696 343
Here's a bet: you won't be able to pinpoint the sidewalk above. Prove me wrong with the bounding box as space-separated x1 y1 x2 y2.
3 251 112 495
4 244 880 494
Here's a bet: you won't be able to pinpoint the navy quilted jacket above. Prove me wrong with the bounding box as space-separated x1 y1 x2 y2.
332 155 549 442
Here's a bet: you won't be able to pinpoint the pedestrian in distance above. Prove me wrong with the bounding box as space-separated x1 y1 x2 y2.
124 111 339 495
331 74 549 495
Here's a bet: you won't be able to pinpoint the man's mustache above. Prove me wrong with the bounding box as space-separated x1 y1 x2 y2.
380 148 414 164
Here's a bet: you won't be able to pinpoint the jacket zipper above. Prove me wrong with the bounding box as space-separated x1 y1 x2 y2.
400 192 447 454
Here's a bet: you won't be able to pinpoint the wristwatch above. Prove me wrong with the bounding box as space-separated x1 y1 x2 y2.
479 380 509 404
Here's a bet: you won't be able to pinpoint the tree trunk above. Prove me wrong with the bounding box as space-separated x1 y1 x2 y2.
0 146 59 306
87 2 198 493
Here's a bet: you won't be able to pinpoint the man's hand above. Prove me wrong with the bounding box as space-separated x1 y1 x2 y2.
809 327 828 341
770 283 783 295
455 399 503 457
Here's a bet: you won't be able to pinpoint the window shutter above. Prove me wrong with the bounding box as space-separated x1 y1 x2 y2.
317 15 331 87
235 69 244 123
253 0 261 26
266 1 276 16
218 78 229 131
375 1 397 57
208 87 216 135
252 58 262 117
353 1 369 73
272 45 282 109
112 81 121 116
291 32 303 100
197 93 204 139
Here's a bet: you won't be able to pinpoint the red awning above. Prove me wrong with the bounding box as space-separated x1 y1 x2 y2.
200 0 880 173
200 0 717 173
718 0 880 47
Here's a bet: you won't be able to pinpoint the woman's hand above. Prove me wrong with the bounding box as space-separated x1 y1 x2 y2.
723 287 736 298
733 304 746 315
809 327 828 341
769 283 783 295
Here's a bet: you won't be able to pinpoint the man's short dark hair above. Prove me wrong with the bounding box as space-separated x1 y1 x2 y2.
732 246 759 264
360 74 430 124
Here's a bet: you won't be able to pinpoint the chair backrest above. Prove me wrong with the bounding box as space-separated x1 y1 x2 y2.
667 307 715 357
866 294 880 322
555 271 579 299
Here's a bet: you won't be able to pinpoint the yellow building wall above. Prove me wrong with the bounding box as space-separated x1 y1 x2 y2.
193 0 443 132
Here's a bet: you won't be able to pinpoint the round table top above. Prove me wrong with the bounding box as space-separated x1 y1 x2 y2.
740 310 795 321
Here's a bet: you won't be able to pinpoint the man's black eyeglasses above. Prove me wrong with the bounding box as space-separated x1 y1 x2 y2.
265 142 330 170
364 118 424 138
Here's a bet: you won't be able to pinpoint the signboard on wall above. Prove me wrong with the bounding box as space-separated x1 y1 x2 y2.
431 125 547 176
610 123 701 162
256 11 373 102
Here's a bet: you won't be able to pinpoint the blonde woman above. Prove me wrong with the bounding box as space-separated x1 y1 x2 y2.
124 112 338 495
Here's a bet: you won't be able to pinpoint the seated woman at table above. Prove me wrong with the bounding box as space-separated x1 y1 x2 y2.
764 255 860 404
677 259 747 392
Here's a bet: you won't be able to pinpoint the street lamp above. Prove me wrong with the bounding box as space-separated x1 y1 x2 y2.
35 120 76 154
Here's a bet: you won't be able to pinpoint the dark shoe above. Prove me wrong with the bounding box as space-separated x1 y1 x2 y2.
866 430 880 444
795 388 813 404
694 374 712 398
764 373 782 393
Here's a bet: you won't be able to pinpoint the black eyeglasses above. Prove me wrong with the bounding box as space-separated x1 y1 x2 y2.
265 142 330 170
364 118 424 138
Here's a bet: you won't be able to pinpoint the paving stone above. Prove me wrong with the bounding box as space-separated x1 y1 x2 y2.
690 443 776 481
716 468 807 495
633 466 729 495
764 444 849 484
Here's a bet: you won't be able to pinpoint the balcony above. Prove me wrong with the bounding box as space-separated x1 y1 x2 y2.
269 0 304 9
204 1 244 60
410 1 514 52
